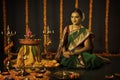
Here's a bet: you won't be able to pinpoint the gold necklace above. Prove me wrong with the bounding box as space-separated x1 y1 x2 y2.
70 25 81 34
71 25 80 39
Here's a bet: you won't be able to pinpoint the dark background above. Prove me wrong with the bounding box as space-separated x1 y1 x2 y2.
0 0 120 54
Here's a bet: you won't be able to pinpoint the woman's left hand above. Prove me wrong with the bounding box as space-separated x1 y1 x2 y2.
63 51 71 58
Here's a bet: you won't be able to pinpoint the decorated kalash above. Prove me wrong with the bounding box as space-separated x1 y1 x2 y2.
13 27 60 68
0 27 59 80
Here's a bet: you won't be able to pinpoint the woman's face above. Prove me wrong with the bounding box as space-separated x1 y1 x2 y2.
71 12 82 25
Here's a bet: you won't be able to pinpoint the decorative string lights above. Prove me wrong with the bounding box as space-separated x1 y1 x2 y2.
105 0 110 53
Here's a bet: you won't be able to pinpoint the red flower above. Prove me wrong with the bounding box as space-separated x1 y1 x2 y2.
26 27 32 37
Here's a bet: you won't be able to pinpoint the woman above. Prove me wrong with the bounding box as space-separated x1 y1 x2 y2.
55 8 110 69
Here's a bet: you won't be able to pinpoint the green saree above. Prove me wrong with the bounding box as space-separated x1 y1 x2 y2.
59 26 104 69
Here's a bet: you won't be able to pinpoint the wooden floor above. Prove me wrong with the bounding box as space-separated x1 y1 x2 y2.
50 56 120 80
79 56 120 80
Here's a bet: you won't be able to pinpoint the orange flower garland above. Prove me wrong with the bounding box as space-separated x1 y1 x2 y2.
105 0 110 53
43 0 47 53
88 0 93 31
3 0 7 47
60 0 63 40
75 0 78 8
25 0 29 36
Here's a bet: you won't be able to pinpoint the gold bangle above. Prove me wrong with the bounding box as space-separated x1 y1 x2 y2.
70 51 74 55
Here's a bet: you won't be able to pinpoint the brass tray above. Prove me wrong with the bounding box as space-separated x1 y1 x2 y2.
19 39 40 45
52 70 80 80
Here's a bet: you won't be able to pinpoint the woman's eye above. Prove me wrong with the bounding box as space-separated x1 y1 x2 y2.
76 16 79 18
71 16 79 19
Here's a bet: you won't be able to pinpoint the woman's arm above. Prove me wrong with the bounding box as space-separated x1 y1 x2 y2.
72 37 93 55
55 26 68 59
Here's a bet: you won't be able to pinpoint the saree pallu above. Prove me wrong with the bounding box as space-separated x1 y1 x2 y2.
60 26 104 69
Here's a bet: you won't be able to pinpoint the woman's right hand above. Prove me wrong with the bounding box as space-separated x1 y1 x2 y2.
63 51 71 58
